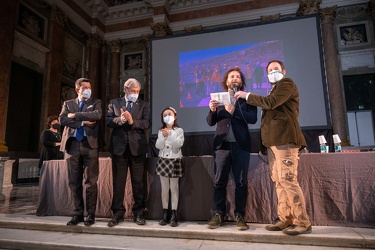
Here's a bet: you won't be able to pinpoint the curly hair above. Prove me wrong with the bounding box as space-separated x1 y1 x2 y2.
221 67 246 91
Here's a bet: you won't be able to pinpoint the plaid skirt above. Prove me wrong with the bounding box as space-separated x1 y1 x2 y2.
155 157 184 178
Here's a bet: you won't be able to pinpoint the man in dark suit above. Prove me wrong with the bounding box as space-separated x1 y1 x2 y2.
206 67 257 230
59 77 102 226
106 78 150 227
235 60 312 235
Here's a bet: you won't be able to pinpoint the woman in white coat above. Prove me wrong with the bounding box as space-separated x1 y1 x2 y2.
155 107 184 227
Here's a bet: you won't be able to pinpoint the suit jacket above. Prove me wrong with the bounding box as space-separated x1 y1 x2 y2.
206 98 257 152
59 97 102 152
246 77 307 148
106 97 150 156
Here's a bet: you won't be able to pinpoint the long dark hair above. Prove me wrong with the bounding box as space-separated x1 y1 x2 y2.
160 107 180 129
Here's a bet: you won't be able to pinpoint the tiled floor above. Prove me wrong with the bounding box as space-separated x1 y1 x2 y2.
0 183 39 215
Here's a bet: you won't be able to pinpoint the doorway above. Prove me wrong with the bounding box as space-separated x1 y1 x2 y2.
6 62 43 153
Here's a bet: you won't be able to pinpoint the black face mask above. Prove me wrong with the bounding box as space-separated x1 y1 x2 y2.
52 124 61 130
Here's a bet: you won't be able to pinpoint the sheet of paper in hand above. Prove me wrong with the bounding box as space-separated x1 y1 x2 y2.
210 92 231 106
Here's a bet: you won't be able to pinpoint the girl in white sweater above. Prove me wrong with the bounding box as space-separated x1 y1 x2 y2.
155 107 184 227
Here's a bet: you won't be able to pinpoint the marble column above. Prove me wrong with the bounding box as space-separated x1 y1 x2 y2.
44 6 67 121
109 40 122 99
0 1 18 153
87 34 103 99
320 7 349 146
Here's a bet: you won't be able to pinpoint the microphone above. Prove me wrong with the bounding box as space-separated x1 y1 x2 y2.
232 83 238 93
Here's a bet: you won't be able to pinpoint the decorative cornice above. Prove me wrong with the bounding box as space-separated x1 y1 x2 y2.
336 4 368 21
319 6 337 24
170 0 253 14
50 0 370 41
106 1 153 24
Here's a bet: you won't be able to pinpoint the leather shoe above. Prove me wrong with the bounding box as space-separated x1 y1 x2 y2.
67 215 84 226
133 214 146 225
107 215 124 227
84 213 95 226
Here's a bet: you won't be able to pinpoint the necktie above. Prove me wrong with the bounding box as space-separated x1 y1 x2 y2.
76 101 85 141
126 101 132 111
79 100 85 111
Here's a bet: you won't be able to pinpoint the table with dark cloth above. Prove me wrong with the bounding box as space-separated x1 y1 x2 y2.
36 152 375 227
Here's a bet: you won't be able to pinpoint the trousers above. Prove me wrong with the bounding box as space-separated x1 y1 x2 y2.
267 144 311 227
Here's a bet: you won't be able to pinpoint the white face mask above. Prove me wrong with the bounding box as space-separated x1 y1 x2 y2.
127 93 138 102
81 89 91 99
267 70 284 83
163 115 175 125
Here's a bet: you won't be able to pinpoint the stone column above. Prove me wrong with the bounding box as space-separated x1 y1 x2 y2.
0 157 9 200
0 1 18 152
87 34 103 99
369 0 375 36
43 6 67 121
109 40 122 99
320 7 349 145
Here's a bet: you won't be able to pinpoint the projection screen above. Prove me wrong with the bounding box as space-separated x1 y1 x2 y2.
151 15 330 135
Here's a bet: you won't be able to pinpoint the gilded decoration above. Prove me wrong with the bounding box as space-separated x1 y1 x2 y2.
150 22 172 37
109 39 122 53
296 0 321 16
260 14 281 23
184 25 203 33
51 5 67 26
320 6 337 25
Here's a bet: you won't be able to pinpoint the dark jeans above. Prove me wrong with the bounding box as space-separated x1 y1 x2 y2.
213 142 250 217
66 139 99 216
111 145 146 217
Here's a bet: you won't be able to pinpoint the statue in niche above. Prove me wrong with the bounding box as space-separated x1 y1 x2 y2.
22 11 40 36
342 27 365 44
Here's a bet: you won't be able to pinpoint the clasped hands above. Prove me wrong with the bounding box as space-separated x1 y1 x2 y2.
160 128 170 138
120 108 133 125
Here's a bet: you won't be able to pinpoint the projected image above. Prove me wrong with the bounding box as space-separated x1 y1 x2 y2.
178 40 284 108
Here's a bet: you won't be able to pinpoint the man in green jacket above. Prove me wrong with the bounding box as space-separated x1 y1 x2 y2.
234 60 311 235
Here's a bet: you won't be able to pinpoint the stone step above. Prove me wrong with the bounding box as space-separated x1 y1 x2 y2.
0 214 374 249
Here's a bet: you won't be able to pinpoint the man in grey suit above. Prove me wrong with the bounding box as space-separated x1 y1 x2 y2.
59 77 102 226
106 78 150 227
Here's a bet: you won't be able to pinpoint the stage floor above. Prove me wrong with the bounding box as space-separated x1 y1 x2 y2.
0 182 375 249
